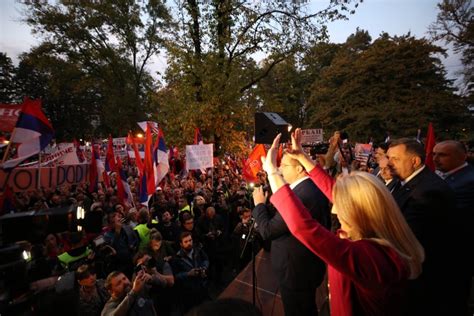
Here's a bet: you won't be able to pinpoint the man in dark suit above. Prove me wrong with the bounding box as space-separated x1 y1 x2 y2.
433 140 474 314
252 154 331 316
387 138 459 316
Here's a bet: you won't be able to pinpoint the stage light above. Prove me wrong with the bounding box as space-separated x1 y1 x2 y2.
136 133 144 138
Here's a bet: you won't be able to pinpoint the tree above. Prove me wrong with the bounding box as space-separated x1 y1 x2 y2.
0 53 18 104
307 30 470 140
21 0 172 137
154 0 361 153
429 0 473 97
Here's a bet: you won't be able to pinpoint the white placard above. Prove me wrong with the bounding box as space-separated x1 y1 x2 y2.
113 137 127 146
301 129 324 144
186 144 214 170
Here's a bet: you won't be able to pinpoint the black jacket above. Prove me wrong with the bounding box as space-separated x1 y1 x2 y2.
252 178 330 290
391 166 457 315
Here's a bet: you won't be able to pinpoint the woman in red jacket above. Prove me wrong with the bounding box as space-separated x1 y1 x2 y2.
253 129 424 316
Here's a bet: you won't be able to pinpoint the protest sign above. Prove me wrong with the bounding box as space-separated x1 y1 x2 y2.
301 129 324 144
0 104 22 132
0 164 89 192
186 144 214 170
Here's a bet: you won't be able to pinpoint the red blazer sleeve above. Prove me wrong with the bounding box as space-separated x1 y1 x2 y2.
308 166 335 203
270 185 408 285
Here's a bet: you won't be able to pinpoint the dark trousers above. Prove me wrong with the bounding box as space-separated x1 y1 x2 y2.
280 284 318 316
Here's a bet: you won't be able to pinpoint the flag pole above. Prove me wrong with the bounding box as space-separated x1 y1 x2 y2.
37 151 42 190
1 128 17 163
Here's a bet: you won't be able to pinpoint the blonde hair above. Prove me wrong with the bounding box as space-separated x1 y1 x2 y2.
333 171 424 279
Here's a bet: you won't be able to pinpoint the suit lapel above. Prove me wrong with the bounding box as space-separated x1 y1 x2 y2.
392 168 429 212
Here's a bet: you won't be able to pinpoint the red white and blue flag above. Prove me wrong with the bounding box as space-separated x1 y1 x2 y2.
153 129 169 186
1 98 54 169
115 157 133 206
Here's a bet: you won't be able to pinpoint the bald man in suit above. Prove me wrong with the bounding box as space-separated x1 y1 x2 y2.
433 140 474 314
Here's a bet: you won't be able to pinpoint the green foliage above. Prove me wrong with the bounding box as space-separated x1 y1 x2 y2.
429 0 473 121
153 0 360 153
306 30 470 140
17 0 172 139
0 53 18 104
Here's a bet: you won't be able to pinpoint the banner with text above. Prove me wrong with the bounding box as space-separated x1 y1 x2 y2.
0 164 89 192
301 129 324 144
186 144 214 170
0 104 22 133
42 143 80 166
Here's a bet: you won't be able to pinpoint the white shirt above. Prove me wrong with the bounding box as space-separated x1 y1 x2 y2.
436 162 468 179
401 165 426 186
290 176 310 190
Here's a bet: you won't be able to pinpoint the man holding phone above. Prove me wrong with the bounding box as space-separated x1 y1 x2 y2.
101 270 156 316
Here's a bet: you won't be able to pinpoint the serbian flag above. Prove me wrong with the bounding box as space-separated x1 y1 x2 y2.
425 122 436 171
115 157 133 206
1 98 54 169
242 144 266 182
194 127 203 145
0 186 15 215
89 144 105 192
153 129 170 186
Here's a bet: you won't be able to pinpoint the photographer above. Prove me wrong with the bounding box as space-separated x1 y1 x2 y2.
133 251 174 315
101 270 156 316
172 232 210 313
231 207 261 271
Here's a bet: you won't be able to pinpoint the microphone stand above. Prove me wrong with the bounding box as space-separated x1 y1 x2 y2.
240 218 257 306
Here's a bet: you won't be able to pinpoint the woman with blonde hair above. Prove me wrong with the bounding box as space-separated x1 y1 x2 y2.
253 129 424 316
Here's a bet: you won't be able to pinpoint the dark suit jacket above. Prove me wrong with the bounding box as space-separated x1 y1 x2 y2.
444 164 474 272
391 167 457 315
252 177 330 290
444 164 474 213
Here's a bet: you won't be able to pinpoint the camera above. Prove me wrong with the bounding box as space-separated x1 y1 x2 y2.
367 161 378 170
195 267 207 277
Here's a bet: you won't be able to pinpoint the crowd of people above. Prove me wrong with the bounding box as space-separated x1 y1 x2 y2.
0 129 473 316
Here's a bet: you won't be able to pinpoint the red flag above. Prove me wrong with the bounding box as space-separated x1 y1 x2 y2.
242 144 267 182
425 122 436 171
114 157 128 204
144 122 155 195
126 132 146 145
194 128 203 144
